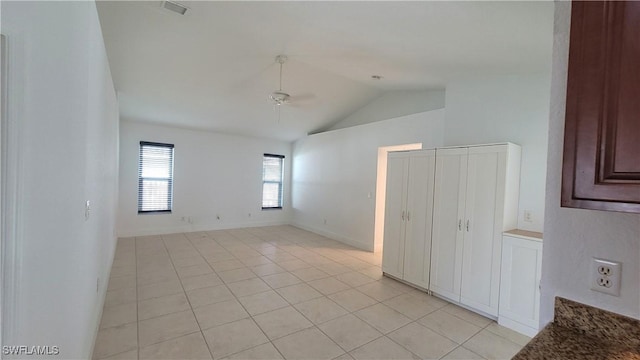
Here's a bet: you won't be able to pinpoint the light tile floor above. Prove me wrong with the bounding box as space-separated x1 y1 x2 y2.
94 226 530 360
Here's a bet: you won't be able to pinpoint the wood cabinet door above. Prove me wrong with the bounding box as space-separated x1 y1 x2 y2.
382 154 409 278
562 1 640 212
402 150 436 289
430 148 467 302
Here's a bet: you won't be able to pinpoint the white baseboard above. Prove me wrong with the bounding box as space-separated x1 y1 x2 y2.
291 221 374 252
88 233 119 359
498 316 539 337
430 291 498 321
117 220 291 238
117 220 375 253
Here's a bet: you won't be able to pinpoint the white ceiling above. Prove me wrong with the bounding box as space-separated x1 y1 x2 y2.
96 1 554 142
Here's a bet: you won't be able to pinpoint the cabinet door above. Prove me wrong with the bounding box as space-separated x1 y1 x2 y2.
562 1 640 213
460 145 507 316
430 148 467 301
402 150 436 289
499 236 542 335
382 154 409 279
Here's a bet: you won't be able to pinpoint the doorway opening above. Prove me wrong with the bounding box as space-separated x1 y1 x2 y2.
374 143 422 252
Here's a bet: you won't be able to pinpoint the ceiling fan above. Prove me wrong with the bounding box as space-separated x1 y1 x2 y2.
269 55 291 107
268 55 315 121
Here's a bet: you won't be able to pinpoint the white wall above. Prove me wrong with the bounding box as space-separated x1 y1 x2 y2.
118 121 292 237
292 110 445 251
2 1 119 358
443 75 551 232
540 1 640 325
323 89 445 132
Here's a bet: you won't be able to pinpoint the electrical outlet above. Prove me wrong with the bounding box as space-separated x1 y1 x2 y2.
590 258 621 296
523 210 533 223
85 200 91 220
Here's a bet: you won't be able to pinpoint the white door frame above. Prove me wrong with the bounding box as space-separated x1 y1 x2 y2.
1 32 23 350
1 32 5 355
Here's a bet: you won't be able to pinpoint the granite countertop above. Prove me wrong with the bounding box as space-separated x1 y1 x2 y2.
513 298 640 359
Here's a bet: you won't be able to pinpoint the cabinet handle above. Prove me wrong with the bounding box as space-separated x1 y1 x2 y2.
466 220 470 232
458 219 462 231
401 211 405 221
407 211 411 221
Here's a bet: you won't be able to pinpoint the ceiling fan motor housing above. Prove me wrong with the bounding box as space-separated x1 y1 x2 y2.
270 91 290 105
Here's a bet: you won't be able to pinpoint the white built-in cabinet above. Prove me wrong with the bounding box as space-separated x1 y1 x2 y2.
430 144 520 317
382 143 521 319
498 230 543 337
381 150 436 289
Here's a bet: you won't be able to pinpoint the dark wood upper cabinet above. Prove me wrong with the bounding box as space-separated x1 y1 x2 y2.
562 1 640 213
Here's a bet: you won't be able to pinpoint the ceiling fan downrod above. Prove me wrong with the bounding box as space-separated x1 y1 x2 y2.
270 55 290 106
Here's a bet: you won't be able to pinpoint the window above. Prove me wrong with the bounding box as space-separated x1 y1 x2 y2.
138 141 174 213
262 154 284 209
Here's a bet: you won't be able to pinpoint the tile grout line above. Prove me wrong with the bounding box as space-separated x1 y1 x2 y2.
187 231 254 356
439 344 488 360
133 234 205 352
382 324 436 359
188 231 287 360
191 229 377 359
223 231 291 360
95 239 138 360
214 233 404 357
166 232 217 360
99 227 525 360
221 230 316 360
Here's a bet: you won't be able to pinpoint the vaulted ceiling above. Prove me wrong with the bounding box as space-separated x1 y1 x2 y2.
97 1 554 141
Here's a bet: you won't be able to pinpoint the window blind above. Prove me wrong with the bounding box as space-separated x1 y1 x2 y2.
138 141 174 213
262 154 284 209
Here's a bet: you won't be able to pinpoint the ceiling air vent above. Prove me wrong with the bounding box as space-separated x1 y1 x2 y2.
161 1 189 15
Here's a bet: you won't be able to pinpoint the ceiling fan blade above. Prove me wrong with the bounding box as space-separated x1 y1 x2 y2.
230 60 277 91
288 93 316 103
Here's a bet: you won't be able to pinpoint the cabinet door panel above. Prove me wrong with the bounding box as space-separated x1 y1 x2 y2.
562 1 640 212
499 236 542 330
382 155 409 278
460 147 506 316
430 148 467 301
403 151 436 289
